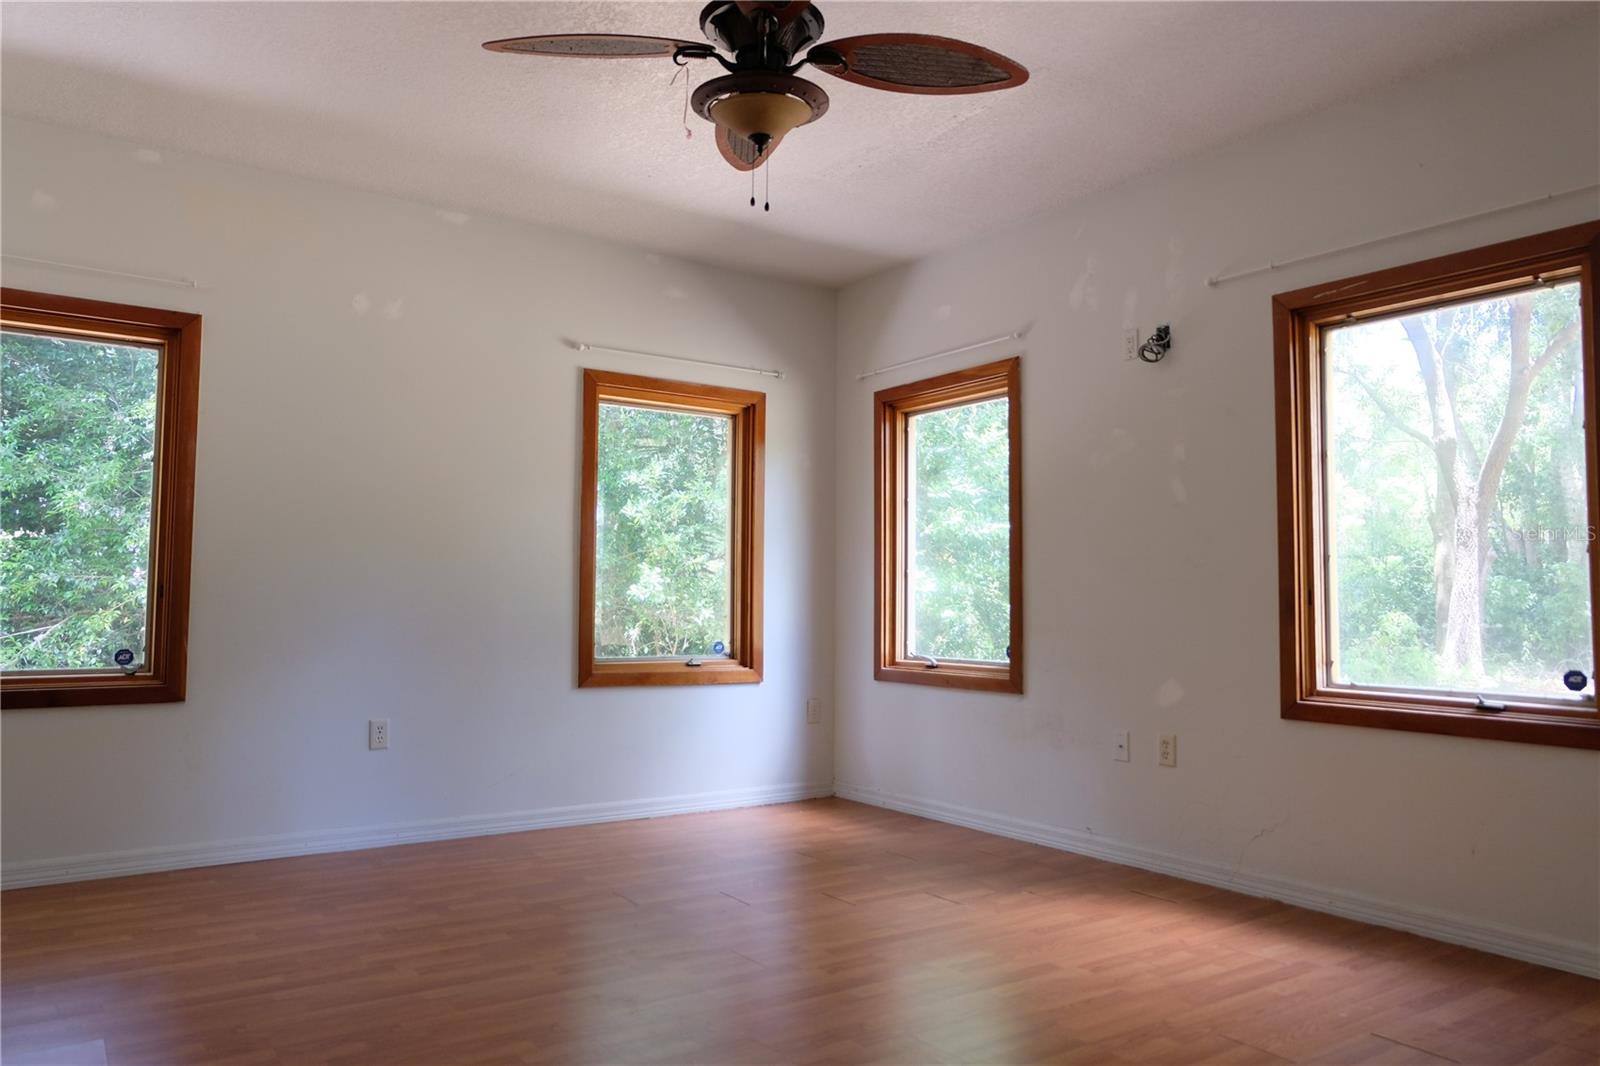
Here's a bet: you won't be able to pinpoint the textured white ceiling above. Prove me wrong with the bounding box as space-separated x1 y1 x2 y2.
1 2 1586 286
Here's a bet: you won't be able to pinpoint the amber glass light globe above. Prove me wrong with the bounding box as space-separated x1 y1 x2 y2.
709 91 814 145
692 72 829 154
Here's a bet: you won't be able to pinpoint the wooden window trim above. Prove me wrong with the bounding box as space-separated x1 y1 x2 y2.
1 288 201 708
874 357 1023 694
1273 221 1600 750
578 369 764 687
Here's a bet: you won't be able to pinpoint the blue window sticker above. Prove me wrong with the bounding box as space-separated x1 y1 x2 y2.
712 640 726 655
1563 669 1588 692
113 648 135 668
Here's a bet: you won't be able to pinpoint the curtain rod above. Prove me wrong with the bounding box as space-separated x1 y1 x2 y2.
2 253 198 290
573 342 784 380
855 331 1024 382
1206 183 1600 288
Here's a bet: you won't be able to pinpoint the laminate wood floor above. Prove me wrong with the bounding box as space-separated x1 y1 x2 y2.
3 799 1596 1065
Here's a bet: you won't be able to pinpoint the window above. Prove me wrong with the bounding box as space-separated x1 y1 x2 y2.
2 289 201 707
1274 221 1600 749
875 357 1021 692
578 369 763 686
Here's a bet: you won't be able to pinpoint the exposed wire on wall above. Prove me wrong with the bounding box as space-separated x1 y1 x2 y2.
1137 324 1172 363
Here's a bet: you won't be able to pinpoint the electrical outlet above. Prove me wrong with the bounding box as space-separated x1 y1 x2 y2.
1158 734 1177 767
806 698 822 725
1123 327 1139 360
1113 730 1130 762
369 719 389 750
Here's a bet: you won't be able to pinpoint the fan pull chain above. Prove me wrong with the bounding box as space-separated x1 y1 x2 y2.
669 65 693 140
750 167 756 208
682 67 693 139
764 156 770 212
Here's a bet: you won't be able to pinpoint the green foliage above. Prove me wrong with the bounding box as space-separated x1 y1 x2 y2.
908 398 1010 662
1 330 158 670
594 403 732 658
1327 281 1588 698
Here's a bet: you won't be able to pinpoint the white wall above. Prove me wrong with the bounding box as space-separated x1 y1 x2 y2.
1 118 835 872
4 15 1597 977
834 21 1600 969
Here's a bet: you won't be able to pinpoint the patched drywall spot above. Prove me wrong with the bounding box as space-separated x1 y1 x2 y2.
935 303 953 321
1029 706 1068 749
1121 288 1139 328
1068 254 1101 310
644 252 664 266
29 190 58 213
1156 678 1185 707
436 209 470 225
1170 476 1188 503
1172 442 1188 462
664 285 689 301
383 298 405 321
133 147 163 165
351 293 371 316
1165 238 1185 293
1086 427 1134 469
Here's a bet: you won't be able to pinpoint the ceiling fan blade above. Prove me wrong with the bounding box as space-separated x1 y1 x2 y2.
482 34 705 58
807 34 1027 94
716 125 785 172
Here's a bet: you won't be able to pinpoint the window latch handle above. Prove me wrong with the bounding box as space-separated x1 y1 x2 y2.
686 658 704 667
916 654 939 669
1474 696 1506 713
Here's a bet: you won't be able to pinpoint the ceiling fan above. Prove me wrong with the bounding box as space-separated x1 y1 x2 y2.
483 1 1028 185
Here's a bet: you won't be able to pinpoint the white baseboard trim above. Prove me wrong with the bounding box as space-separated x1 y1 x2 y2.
834 782 1599 980
2 782 834 890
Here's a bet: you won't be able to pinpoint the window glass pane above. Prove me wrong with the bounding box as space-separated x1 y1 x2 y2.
594 402 733 659
1 328 160 672
907 397 1010 662
1324 279 1592 703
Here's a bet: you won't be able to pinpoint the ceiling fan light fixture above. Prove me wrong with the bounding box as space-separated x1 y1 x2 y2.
692 72 828 157
709 91 813 148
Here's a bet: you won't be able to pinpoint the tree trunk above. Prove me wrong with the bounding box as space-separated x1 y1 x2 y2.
1402 294 1579 686
1439 480 1487 681
1403 316 1463 655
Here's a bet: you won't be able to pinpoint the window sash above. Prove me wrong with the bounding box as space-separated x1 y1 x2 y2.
1316 277 1595 710
592 400 736 663
903 398 1012 666
1273 222 1600 749
3 327 163 677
